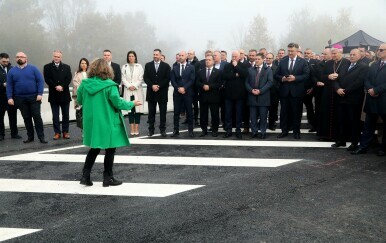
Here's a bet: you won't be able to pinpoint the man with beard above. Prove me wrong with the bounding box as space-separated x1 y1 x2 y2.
7 52 47 143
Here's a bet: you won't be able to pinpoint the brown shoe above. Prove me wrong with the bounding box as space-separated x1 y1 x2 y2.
63 132 70 139
53 133 61 140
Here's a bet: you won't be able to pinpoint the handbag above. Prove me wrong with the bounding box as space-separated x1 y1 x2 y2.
75 106 83 129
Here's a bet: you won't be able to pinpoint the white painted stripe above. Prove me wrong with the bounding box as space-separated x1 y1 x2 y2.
0 228 41 242
191 128 313 134
0 179 204 197
0 154 300 167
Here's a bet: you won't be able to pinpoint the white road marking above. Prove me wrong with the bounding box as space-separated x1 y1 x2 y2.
0 179 204 197
0 228 41 242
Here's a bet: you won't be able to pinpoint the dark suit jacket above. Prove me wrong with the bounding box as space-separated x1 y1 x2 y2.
143 61 171 103
364 60 386 115
245 65 273 106
171 63 195 96
197 67 221 103
334 62 369 105
0 64 12 98
305 59 320 90
222 61 249 100
110 62 121 86
43 61 72 103
274 56 310 98
359 57 371 65
266 64 278 91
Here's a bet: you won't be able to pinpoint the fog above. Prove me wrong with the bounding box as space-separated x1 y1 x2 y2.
1 0 385 71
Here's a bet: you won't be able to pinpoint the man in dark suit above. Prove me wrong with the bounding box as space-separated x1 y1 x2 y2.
222 50 249 139
197 54 221 137
352 43 386 156
275 43 309 139
43 50 72 140
170 50 195 137
331 49 369 150
0 53 21 140
187 49 201 126
358 46 371 65
265 53 279 130
213 51 227 128
144 49 171 137
274 49 285 66
103 50 122 94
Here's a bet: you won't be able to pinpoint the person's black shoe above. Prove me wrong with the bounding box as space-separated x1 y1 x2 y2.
39 138 48 144
23 138 34 143
258 133 267 139
11 134 22 139
293 133 301 139
148 130 154 137
182 119 188 124
212 131 218 137
377 150 386 156
160 131 167 137
189 131 194 137
170 130 179 137
103 177 122 187
199 131 207 137
0 136 4 141
80 177 93 186
351 148 367 155
277 133 288 138
331 142 346 148
236 133 242 139
308 128 316 132
268 125 276 131
346 144 358 151
250 133 258 139
223 133 232 138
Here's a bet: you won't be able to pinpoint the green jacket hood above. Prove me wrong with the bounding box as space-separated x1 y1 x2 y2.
81 77 117 95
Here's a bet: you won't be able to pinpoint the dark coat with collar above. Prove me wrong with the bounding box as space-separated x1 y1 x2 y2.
0 63 12 98
110 62 122 86
143 60 171 102
245 65 273 106
197 67 221 103
171 63 195 96
43 61 72 103
364 60 386 114
222 61 249 100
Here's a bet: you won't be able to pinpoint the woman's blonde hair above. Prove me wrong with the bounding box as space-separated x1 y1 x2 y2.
87 58 115 80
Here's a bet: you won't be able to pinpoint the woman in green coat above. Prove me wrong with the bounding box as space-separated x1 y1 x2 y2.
77 58 141 187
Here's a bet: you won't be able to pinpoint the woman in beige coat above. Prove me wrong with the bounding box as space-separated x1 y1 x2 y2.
121 51 145 135
72 58 89 108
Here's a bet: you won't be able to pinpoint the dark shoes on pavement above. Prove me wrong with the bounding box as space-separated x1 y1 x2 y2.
171 130 179 137
103 177 122 187
331 142 346 148
277 133 288 138
80 176 93 186
351 148 367 155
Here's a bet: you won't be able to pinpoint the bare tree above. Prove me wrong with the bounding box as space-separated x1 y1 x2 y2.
243 14 275 51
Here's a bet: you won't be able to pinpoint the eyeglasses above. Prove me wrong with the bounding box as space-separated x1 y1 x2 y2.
378 49 385 52
16 56 26 58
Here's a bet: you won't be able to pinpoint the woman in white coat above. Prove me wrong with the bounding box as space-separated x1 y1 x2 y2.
121 51 145 135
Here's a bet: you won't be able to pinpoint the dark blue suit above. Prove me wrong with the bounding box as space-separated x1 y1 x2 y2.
274 56 309 134
171 63 195 131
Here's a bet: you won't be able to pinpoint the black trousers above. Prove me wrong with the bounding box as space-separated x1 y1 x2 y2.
268 90 279 126
337 103 362 145
303 93 315 128
83 148 116 178
280 96 303 133
200 101 219 132
50 101 70 134
359 113 386 150
147 101 167 132
173 94 193 131
0 96 18 136
14 96 44 140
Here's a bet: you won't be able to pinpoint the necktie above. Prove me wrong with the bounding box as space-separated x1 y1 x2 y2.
181 64 185 75
289 59 294 73
155 62 159 72
206 68 210 82
380 61 385 69
348 63 355 71
255 66 261 87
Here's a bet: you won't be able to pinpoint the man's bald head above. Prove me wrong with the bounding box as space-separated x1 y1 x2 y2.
231 50 240 62
178 50 187 63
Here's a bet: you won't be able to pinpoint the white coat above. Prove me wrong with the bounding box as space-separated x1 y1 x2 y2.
121 63 145 113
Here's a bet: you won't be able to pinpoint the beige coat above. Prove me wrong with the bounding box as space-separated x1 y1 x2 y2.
72 71 87 107
121 63 145 113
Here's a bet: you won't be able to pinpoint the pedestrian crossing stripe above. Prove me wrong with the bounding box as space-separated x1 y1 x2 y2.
0 227 42 242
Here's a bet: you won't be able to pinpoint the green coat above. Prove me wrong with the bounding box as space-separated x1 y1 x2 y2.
77 77 134 149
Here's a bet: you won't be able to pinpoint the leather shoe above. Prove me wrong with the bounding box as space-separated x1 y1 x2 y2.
377 150 386 156
80 177 93 186
160 131 167 137
308 128 316 133
331 142 346 148
259 133 266 139
223 133 232 138
39 138 48 144
293 133 301 139
148 130 154 137
23 138 34 143
189 131 194 137
199 131 207 137
236 133 242 139
250 133 258 139
63 132 70 139
212 131 218 137
170 130 179 137
11 134 22 139
103 177 122 187
53 133 61 140
277 133 288 138
346 144 358 151
351 148 367 155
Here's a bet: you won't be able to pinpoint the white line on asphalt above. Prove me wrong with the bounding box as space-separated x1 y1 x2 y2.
0 154 301 167
0 179 204 197
0 228 41 242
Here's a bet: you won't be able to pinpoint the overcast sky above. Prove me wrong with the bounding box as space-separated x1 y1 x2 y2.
96 0 385 57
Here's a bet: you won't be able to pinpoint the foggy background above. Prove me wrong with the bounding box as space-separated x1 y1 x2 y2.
0 0 385 72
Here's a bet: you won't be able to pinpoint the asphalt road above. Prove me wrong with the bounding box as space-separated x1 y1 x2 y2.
0 112 385 242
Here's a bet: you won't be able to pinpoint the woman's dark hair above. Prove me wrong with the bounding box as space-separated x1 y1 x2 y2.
127 51 138 63
77 58 89 73
88 58 114 80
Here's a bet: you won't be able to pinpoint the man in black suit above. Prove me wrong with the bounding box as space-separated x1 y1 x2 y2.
103 50 122 93
265 53 279 130
0 53 21 140
144 49 171 137
170 50 195 137
187 49 201 126
352 43 386 156
274 49 285 66
222 50 249 139
197 54 221 137
43 50 72 140
331 49 369 150
358 46 371 65
275 43 309 139
213 51 227 128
